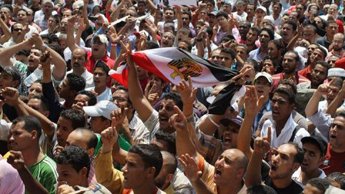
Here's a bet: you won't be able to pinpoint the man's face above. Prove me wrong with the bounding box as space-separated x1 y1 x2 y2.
163 10 174 22
310 64 327 86
71 49 86 72
158 99 176 131
327 23 338 37
282 52 297 74
301 143 323 173
221 124 239 149
329 116 345 150
90 117 109 133
269 144 299 179
272 4 281 15
28 48 42 71
57 164 85 187
281 23 295 42
0 7 11 21
113 89 130 109
217 16 228 28
246 29 258 45
17 10 27 23
332 35 344 51
72 94 90 108
28 83 42 98
214 149 244 185
210 50 233 68
246 5 255 16
0 72 14 89
259 31 271 46
58 79 71 99
181 13 190 27
254 77 271 98
122 152 150 189
268 41 280 58
161 32 174 47
262 59 275 74
12 23 24 40
310 49 325 64
238 23 249 37
235 46 247 60
327 84 340 102
56 117 74 146
91 39 107 59
93 67 107 88
8 121 33 151
303 27 316 43
271 92 294 122
42 2 53 15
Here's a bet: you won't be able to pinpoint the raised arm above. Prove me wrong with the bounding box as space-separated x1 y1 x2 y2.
326 80 345 117
7 151 49 194
305 83 328 117
124 42 154 122
0 17 11 44
95 117 124 194
0 38 32 67
245 132 271 187
66 16 78 53
237 86 266 158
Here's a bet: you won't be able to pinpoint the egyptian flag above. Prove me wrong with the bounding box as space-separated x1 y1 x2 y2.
109 47 238 88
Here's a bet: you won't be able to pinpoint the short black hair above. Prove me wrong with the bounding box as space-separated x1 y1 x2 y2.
12 116 42 140
129 144 163 177
260 28 275 40
154 130 176 155
56 145 91 176
162 92 183 110
327 172 345 189
74 128 98 150
77 90 97 106
60 109 86 129
283 20 298 31
273 86 296 104
220 48 236 60
307 178 330 193
216 11 229 19
66 73 86 93
94 61 110 76
247 184 278 194
1 66 21 83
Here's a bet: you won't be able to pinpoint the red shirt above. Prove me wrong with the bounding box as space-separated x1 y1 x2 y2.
85 51 115 73
298 65 313 80
272 72 310 89
322 143 345 175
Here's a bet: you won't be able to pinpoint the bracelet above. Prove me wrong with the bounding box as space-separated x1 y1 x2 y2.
186 114 194 123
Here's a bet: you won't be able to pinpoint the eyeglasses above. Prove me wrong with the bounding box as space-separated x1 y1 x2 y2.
13 28 23 32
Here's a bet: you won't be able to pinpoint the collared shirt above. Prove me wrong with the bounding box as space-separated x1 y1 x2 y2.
129 114 150 144
261 114 310 148
298 65 313 81
0 155 25 194
86 87 112 102
66 69 94 88
85 51 115 73
292 167 326 185
272 72 310 90
248 48 267 63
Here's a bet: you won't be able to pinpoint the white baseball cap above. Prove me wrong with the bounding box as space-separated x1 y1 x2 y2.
83 100 118 120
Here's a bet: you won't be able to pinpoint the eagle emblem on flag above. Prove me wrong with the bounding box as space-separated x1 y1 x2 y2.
167 57 203 80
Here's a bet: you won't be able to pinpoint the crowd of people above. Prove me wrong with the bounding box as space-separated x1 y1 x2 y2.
1 0 345 193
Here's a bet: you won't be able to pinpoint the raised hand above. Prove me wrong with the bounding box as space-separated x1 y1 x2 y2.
57 184 76 194
1 87 20 106
254 127 271 155
7 150 25 170
100 117 118 153
179 154 202 183
244 85 267 115
169 105 187 131
176 77 197 106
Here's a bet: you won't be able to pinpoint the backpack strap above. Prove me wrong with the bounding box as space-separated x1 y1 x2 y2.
289 125 301 143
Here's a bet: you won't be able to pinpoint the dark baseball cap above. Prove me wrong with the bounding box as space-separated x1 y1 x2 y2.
301 136 328 156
